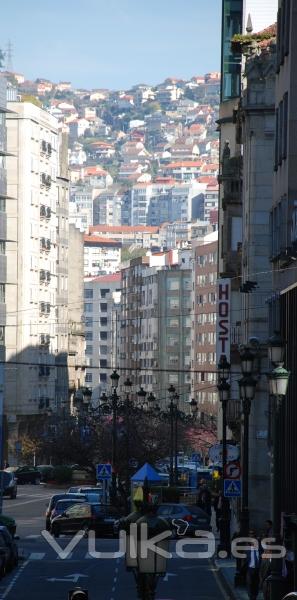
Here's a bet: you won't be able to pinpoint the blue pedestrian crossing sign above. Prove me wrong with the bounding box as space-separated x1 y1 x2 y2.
224 479 242 497
96 463 112 480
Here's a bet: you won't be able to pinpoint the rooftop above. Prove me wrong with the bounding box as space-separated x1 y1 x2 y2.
89 225 159 234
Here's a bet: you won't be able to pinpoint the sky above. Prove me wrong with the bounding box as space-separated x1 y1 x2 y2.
0 0 221 90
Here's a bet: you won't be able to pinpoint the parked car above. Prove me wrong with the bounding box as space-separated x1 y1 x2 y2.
68 487 104 503
5 466 41 485
156 503 211 537
0 527 18 571
36 465 54 482
0 471 17 499
50 498 87 527
0 515 16 538
45 493 87 531
51 503 122 538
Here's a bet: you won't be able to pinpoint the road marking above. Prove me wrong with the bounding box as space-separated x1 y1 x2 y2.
5 495 52 508
24 534 41 539
29 553 45 560
162 573 177 582
47 574 88 583
0 559 29 599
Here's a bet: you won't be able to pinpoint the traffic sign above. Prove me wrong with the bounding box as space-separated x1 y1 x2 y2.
224 461 241 479
191 453 201 463
224 479 242 497
209 443 240 465
96 463 112 480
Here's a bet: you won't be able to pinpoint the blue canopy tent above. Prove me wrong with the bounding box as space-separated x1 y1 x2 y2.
131 463 162 483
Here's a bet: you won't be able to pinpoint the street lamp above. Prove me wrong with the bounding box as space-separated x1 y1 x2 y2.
238 372 256 536
217 354 231 556
167 385 177 487
266 333 290 600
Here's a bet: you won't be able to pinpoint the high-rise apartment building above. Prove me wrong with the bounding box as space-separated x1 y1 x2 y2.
84 273 121 402
120 250 192 407
191 232 218 417
0 77 8 460
5 100 79 457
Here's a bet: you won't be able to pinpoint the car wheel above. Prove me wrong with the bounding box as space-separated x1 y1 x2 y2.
52 526 60 538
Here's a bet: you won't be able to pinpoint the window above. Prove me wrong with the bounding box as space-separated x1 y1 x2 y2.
84 303 93 313
168 373 178 384
100 317 108 326
85 345 93 355
0 284 5 304
100 331 108 340
100 289 110 298
100 345 108 355
100 373 107 382
168 297 179 310
100 359 107 368
85 373 93 383
85 318 93 327
167 279 179 291
84 289 93 299
0 242 5 255
85 332 93 341
100 303 108 312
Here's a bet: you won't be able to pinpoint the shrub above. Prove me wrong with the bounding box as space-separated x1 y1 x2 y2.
52 465 72 483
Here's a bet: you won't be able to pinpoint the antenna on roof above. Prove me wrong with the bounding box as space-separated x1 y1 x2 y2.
246 13 253 34
5 40 14 72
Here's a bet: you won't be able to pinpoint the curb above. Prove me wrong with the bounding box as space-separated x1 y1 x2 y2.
212 558 237 600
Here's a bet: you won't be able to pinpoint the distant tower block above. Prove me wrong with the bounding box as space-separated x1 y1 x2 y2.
5 40 13 72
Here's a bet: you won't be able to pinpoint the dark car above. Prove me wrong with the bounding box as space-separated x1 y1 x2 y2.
0 515 16 537
45 493 87 531
6 466 41 485
70 487 104 503
50 498 87 528
51 503 122 538
0 527 18 573
0 471 17 499
156 503 211 537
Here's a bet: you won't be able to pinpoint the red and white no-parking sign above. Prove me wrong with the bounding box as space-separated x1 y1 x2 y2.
224 461 241 479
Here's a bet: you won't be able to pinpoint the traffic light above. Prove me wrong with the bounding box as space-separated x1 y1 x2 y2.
68 588 89 600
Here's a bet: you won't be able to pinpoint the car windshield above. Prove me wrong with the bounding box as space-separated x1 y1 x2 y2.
54 500 84 511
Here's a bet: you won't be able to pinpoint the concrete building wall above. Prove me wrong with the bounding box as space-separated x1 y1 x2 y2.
84 273 121 403
6 102 59 426
191 236 218 416
68 224 85 399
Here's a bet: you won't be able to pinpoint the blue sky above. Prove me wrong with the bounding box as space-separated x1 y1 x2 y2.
0 0 221 90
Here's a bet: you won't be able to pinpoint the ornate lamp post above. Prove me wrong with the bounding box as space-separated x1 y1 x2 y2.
238 349 257 536
167 385 177 487
267 333 290 600
217 354 231 556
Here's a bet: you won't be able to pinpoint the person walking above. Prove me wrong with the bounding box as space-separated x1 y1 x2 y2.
245 530 261 600
213 491 223 532
197 479 212 517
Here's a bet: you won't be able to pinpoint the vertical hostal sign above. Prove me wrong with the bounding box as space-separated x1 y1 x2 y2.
216 278 231 363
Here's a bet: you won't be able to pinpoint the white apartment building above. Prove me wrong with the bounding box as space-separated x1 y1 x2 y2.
5 100 61 448
93 186 123 226
84 273 121 402
84 234 122 277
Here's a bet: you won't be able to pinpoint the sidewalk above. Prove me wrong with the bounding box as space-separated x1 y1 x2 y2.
214 557 264 600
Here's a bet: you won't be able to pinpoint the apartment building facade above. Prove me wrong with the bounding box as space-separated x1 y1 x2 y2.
5 100 60 452
191 233 218 417
0 77 8 460
84 273 121 403
83 234 122 277
119 251 192 408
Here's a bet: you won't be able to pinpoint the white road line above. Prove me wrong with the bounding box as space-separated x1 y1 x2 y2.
0 559 29 599
5 496 52 508
29 553 45 560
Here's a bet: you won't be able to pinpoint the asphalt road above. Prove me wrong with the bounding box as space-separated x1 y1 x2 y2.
0 485 228 600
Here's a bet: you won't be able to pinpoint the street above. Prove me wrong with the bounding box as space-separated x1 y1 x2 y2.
0 485 228 600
